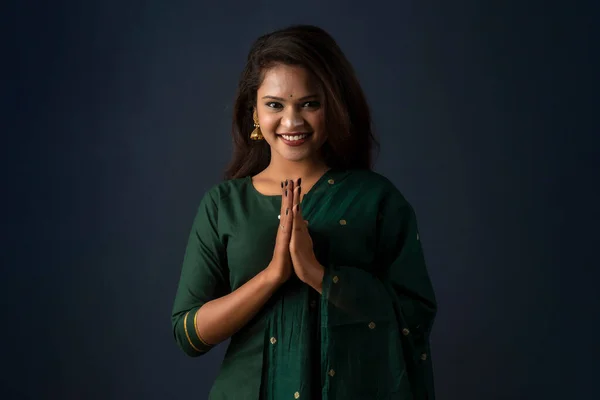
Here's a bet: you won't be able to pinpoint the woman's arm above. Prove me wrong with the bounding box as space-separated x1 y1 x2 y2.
287 182 436 397
193 264 279 345
172 180 295 356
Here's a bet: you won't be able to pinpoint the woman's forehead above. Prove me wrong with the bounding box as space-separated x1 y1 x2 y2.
258 64 318 96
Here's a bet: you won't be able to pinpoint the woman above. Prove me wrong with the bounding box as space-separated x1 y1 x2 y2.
171 25 437 399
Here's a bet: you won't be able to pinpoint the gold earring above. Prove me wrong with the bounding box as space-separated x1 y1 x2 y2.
250 111 264 141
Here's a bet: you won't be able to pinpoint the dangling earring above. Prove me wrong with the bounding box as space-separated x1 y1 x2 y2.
250 110 264 141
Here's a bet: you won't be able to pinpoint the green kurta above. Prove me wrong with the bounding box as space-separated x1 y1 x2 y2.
171 169 437 399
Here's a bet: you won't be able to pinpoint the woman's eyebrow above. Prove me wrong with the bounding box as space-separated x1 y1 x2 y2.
261 94 318 101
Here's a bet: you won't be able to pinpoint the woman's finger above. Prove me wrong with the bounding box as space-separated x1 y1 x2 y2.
278 180 285 226
279 180 292 234
293 179 301 212
281 180 290 211
285 179 294 228
294 180 304 222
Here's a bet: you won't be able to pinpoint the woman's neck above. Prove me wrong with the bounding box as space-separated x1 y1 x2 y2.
262 158 330 182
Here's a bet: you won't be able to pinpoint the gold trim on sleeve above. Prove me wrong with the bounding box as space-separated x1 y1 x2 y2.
183 311 202 353
193 309 212 347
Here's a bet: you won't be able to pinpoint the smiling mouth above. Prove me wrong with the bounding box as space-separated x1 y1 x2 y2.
277 132 312 141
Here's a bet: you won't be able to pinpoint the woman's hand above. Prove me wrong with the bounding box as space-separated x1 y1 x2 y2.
290 179 325 293
266 179 294 285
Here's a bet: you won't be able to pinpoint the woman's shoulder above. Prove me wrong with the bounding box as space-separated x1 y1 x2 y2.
343 170 418 220
346 169 392 185
200 177 249 205
345 169 407 199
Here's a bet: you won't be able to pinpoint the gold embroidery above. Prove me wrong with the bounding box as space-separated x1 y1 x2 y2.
184 311 201 352
193 309 212 347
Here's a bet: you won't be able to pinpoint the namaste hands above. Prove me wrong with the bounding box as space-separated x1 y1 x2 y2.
269 178 325 293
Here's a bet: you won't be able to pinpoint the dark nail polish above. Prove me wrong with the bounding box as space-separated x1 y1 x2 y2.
285 190 288 196
286 208 289 215
281 182 284 188
285 180 288 186
298 178 302 186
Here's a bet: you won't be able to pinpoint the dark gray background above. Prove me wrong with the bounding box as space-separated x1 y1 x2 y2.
2 0 598 399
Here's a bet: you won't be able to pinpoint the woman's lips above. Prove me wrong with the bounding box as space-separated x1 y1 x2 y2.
277 132 312 146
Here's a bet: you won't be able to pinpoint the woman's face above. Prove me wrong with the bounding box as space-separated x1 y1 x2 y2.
255 63 327 164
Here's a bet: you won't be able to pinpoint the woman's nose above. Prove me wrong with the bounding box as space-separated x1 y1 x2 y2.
280 108 304 129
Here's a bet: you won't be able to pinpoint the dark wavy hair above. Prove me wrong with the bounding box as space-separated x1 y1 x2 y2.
224 25 379 180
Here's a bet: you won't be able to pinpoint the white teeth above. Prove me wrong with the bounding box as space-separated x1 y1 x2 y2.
282 134 308 141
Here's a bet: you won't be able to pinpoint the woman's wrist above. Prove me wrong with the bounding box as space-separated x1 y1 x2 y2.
264 262 288 287
299 262 325 294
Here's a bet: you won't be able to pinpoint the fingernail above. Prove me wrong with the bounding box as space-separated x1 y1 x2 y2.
298 186 301 195
285 180 288 186
297 178 302 186
285 208 289 215
285 190 288 196
281 181 283 188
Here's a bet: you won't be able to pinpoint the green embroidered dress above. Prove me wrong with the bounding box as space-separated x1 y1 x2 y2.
171 169 437 399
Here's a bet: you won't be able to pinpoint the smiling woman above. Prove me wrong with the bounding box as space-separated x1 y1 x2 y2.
256 64 327 163
171 25 437 400
225 24 376 182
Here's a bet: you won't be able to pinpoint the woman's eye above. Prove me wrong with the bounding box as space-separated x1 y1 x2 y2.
303 101 321 108
266 102 282 109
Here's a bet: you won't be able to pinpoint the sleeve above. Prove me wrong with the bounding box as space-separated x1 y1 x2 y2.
320 188 437 398
171 189 230 357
